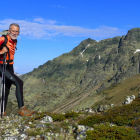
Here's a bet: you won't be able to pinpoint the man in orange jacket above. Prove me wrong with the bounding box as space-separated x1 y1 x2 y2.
0 23 34 116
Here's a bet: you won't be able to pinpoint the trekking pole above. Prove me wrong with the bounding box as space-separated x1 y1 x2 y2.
3 53 6 116
0 53 6 117
0 69 3 117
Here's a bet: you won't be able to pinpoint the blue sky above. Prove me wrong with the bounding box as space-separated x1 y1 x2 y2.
0 0 140 74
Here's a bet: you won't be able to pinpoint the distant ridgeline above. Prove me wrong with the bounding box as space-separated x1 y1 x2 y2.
8 28 140 114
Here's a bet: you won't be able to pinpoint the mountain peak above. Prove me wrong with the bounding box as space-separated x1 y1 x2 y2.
9 28 140 113
125 28 140 42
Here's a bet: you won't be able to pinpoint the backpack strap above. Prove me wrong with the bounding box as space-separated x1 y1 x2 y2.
15 39 17 50
0 35 10 64
0 35 17 64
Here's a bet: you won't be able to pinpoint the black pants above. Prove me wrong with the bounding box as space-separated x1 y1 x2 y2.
0 64 24 112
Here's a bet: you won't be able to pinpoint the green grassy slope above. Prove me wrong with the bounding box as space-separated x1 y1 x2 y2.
6 28 140 114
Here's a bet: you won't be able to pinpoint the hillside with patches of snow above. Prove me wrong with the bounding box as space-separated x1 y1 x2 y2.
7 28 140 114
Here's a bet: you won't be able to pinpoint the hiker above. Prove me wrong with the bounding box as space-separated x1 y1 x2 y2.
0 23 34 116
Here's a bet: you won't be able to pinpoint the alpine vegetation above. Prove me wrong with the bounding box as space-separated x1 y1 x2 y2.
7 28 140 114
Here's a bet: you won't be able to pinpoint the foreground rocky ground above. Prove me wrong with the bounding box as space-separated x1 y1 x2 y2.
0 111 93 140
1 95 140 140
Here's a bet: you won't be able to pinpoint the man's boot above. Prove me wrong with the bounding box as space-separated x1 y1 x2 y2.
18 106 35 116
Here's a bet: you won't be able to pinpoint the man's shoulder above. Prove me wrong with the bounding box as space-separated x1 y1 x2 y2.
0 36 5 43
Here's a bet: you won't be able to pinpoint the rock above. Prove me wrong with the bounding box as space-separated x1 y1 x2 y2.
75 125 92 140
28 122 32 124
76 133 86 140
98 105 104 112
40 116 53 123
109 104 115 107
103 105 109 110
109 123 115 126
36 135 40 138
4 136 18 140
24 126 30 131
29 137 36 140
20 134 28 139
88 108 95 113
85 108 94 113
123 95 135 105
130 95 135 100
66 125 73 134
77 125 87 131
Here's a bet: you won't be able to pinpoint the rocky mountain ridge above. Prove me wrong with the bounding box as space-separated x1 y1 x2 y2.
7 28 140 114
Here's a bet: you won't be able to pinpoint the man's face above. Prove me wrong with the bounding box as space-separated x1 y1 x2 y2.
8 25 20 40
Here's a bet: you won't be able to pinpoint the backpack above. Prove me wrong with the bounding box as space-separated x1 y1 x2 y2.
0 30 9 35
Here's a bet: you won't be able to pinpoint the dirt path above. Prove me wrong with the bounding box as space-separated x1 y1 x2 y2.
53 84 101 113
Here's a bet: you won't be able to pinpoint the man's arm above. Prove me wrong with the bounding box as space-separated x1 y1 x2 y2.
0 36 8 54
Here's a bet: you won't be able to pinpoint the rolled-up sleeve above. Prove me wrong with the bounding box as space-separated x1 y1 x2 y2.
0 36 5 49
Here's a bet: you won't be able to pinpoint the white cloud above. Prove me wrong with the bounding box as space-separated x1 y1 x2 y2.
0 18 125 39
126 25 134 28
50 5 65 8
33 18 46 23
33 18 57 24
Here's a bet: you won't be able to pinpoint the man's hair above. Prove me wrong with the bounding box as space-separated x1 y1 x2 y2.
9 23 20 31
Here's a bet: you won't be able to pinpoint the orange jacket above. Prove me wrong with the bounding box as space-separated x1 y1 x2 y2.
0 35 17 65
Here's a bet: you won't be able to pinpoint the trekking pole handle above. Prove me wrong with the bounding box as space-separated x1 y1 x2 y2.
3 53 6 64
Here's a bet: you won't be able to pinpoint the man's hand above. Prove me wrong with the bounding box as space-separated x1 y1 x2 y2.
1 47 8 54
